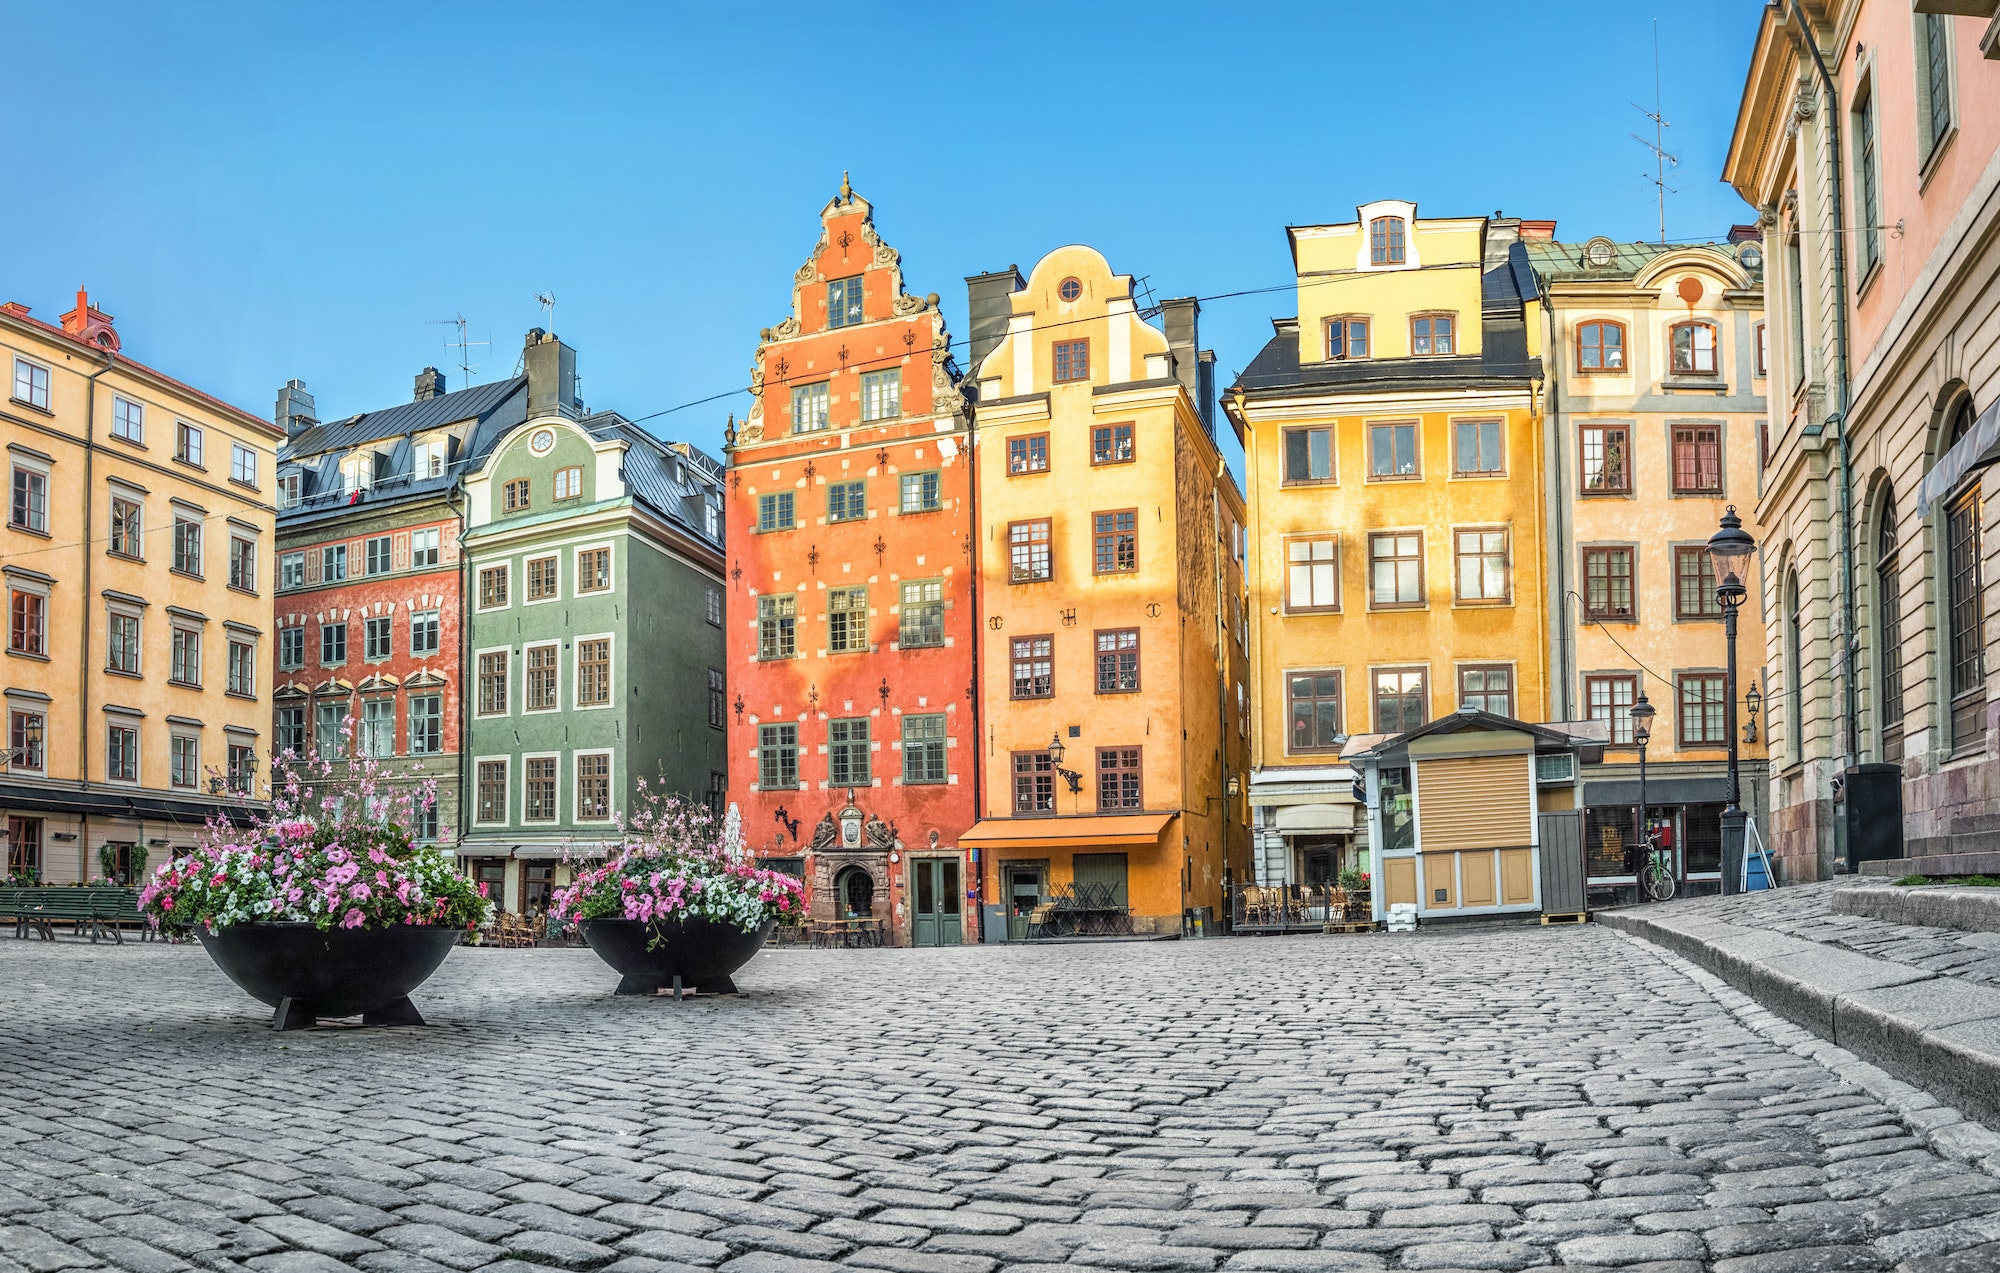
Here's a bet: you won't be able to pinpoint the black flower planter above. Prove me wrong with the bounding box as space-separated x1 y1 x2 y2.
578 916 773 997
195 922 463 1031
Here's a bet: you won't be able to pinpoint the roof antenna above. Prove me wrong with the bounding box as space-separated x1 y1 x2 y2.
425 313 489 390
535 291 555 336
1631 18 1680 245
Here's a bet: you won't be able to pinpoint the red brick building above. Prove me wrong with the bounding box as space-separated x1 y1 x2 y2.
272 361 540 850
724 179 978 946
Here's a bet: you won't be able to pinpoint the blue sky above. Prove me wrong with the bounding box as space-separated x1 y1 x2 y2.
1 2 1762 469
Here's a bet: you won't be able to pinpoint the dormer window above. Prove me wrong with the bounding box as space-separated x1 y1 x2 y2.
413 439 447 479
1670 321 1719 377
1369 217 1406 266
278 472 302 509
340 454 373 494
1325 317 1370 361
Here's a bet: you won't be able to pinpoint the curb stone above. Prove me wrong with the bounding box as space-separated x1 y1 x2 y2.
1604 928 2000 1181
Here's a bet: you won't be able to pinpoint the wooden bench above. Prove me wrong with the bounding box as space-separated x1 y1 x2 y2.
0 888 132 943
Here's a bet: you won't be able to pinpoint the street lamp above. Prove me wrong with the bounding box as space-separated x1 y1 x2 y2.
0 715 43 770
1708 505 1757 894
1048 733 1082 797
1630 690 1656 895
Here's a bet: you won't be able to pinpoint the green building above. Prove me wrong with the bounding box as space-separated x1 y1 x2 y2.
458 371 727 914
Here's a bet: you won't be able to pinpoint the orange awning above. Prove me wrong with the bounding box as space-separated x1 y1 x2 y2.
959 813 1176 852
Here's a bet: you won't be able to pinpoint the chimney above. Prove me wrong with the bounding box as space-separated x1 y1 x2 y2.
275 379 317 439
523 328 578 419
58 287 120 352
1484 215 1524 268
964 267 1023 380
414 367 447 401
1160 296 1201 405
1196 350 1217 438
1518 220 1558 242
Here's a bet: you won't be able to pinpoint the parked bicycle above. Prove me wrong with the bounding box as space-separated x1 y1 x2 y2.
1638 830 1676 902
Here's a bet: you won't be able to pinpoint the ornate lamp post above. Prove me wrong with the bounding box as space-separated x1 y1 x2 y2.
0 715 43 771
1630 690 1657 895
1708 505 1758 895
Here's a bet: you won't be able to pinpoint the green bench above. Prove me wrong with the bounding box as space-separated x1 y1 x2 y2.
0 887 140 944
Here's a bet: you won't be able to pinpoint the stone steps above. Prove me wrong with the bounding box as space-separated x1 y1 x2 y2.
1858 847 2000 878
1833 883 2000 933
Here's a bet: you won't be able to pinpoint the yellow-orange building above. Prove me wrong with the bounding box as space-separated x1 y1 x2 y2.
1 291 281 884
1223 203 1550 918
960 248 1250 936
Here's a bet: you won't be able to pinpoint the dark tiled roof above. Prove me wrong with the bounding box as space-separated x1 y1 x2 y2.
1230 320 1541 397
284 377 525 458
580 412 724 551
277 377 529 526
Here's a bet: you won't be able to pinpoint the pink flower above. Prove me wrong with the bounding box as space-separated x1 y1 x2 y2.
340 908 365 929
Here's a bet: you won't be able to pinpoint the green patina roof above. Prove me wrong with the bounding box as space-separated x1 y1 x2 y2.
1524 239 1758 285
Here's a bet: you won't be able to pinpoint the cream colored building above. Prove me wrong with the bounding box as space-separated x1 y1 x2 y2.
1 290 280 884
1526 234 1771 898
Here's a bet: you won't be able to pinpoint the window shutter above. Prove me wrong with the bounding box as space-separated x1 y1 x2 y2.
305 551 321 584
394 533 410 571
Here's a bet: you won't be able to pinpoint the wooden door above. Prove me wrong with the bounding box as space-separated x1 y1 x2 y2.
911 858 963 947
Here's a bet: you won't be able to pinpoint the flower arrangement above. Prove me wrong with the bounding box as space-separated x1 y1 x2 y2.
549 786 806 933
138 729 489 936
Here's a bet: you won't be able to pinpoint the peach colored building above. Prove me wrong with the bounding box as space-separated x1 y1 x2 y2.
1726 1 2000 875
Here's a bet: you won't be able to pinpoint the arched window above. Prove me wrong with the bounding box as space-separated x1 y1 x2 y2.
1877 493 1905 762
1944 397 1987 749
1786 570 1804 763
1578 321 1626 371
1369 217 1406 266
835 864 875 920
1671 321 1719 376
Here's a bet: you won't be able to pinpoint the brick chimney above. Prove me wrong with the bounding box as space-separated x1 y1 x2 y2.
59 288 119 352
414 367 447 401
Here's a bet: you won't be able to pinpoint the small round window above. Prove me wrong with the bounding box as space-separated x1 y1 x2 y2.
1058 277 1083 302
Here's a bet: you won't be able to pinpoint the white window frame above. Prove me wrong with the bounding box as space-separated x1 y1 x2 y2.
106 719 141 783
111 397 144 445
12 358 49 411
227 638 256 698
279 551 305 590
410 608 441 657
574 632 614 711
521 750 561 824
411 527 441 568
474 646 511 718
278 625 305 671
175 421 204 468
363 614 393 662
10 458 49 535
228 534 257 592
231 442 258 487
472 755 510 826
574 542 614 595
523 640 562 713
364 535 393 577
476 562 511 612
573 749 615 823
524 553 562 605
358 696 395 758
407 693 443 756
106 603 142 675
170 731 200 790
278 472 302 509
169 623 202 687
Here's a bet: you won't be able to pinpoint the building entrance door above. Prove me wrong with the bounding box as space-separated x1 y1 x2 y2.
1004 864 1044 941
910 857 963 947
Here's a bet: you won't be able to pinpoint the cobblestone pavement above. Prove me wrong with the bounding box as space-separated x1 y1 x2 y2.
5 927 2000 1273
1649 878 2000 988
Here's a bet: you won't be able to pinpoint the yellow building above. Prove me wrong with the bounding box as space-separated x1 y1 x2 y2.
0 290 280 884
960 248 1250 937
1525 234 1771 899
1222 202 1549 918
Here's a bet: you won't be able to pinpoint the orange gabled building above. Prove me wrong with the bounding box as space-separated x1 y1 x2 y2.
723 178 979 947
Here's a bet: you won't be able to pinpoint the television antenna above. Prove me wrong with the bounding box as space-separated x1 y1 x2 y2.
534 291 555 334
1632 19 1680 244
425 313 489 390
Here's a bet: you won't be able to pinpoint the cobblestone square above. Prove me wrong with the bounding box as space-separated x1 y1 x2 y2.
5 926 2000 1273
